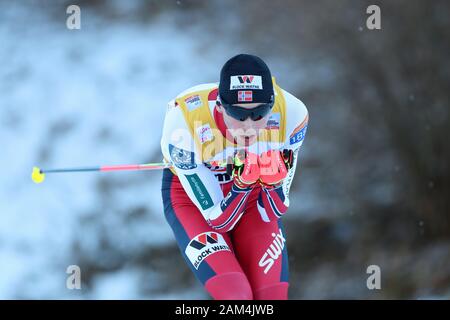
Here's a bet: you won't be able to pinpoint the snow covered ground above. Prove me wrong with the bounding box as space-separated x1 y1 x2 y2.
0 2 244 299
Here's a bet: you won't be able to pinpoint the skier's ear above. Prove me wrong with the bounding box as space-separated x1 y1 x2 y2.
216 101 224 114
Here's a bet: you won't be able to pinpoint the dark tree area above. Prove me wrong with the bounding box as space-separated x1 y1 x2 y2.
220 0 450 298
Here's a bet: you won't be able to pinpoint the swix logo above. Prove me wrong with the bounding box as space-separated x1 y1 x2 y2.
238 76 254 83
259 229 286 274
185 232 230 269
230 75 262 90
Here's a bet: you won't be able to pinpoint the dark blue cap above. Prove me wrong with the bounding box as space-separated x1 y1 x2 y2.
219 54 274 105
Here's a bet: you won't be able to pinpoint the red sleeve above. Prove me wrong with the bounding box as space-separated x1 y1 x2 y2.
257 185 288 222
207 184 253 233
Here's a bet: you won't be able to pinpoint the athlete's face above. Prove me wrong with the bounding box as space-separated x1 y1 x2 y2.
216 103 270 146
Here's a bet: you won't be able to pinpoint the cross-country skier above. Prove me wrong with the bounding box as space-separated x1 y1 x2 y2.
160 54 308 300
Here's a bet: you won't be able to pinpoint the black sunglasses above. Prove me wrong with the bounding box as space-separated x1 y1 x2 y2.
218 96 274 121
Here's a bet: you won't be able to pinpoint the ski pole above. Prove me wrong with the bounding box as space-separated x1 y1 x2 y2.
31 150 291 184
31 159 233 184
31 162 173 184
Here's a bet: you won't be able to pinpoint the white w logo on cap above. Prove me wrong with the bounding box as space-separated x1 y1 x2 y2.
230 75 263 90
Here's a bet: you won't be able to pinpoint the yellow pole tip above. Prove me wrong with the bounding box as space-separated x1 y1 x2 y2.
32 166 45 184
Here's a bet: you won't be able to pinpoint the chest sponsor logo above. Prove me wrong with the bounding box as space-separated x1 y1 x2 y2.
214 172 232 184
266 113 280 130
204 163 232 183
185 94 203 111
197 124 214 144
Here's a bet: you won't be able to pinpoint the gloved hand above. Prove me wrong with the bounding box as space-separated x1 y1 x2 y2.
258 149 293 187
229 149 260 189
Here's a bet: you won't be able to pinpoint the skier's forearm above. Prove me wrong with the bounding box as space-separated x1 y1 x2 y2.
257 185 289 222
206 183 253 233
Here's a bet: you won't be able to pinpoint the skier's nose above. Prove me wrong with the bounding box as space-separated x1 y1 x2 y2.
242 118 255 129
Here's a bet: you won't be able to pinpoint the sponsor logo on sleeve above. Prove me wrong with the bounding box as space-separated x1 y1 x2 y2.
289 116 308 145
289 115 309 145
169 144 197 170
185 174 214 210
185 232 231 269
289 125 307 145
230 75 263 90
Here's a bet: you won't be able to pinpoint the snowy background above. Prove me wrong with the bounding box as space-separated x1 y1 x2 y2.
1 0 449 299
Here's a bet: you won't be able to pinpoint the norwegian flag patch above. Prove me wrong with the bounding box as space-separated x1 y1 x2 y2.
237 90 253 102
